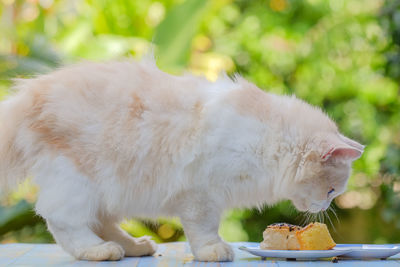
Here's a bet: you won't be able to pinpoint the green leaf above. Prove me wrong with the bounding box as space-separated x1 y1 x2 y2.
0 200 42 236
154 0 209 72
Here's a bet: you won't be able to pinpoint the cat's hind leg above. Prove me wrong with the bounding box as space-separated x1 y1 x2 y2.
95 216 157 257
34 156 125 261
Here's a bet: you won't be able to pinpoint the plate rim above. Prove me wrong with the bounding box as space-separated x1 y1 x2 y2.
238 245 353 258
239 244 400 259
335 244 400 250
239 245 352 252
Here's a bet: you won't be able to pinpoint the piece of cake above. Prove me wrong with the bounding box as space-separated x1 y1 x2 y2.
260 223 301 250
295 222 336 250
260 222 336 250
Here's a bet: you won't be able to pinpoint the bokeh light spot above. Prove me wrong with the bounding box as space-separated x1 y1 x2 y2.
270 0 287 12
158 224 175 239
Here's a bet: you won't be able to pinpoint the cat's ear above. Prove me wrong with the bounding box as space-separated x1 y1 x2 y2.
338 134 365 151
321 136 364 162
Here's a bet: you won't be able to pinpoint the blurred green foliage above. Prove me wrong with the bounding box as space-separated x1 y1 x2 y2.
0 0 400 245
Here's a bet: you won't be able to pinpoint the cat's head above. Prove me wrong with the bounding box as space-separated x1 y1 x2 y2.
287 133 364 213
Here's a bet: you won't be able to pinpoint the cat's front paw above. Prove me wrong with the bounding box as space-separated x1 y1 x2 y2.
194 241 234 262
78 241 124 261
125 236 158 257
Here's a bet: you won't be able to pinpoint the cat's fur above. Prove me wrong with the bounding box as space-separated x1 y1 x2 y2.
0 59 363 261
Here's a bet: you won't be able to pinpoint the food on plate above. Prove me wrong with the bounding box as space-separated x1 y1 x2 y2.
260 223 301 250
260 222 336 250
296 222 336 250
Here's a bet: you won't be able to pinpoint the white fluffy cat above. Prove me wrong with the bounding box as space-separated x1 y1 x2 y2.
0 59 363 261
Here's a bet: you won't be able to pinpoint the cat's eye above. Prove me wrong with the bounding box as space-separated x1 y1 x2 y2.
327 188 335 197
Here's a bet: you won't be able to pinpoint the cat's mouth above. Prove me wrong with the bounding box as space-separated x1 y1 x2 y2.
308 203 323 213
307 201 331 213
292 199 327 213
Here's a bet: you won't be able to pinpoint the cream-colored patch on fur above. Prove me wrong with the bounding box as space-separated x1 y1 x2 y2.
27 87 96 179
0 58 363 262
225 80 271 122
130 93 145 118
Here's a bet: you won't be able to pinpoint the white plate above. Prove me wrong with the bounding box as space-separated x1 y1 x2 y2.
239 246 352 259
335 244 400 259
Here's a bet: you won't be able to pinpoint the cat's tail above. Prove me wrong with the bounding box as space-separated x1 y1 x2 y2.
0 88 33 194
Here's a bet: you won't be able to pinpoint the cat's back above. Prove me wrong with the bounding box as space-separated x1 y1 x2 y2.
21 60 197 109
11 59 209 126
4 59 217 182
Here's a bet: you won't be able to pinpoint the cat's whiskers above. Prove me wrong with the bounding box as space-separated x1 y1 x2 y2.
308 212 314 225
312 212 317 223
324 209 337 232
300 211 311 226
295 211 303 223
299 213 306 226
309 213 314 224
329 206 340 224
306 212 312 225
309 212 317 224
300 206 339 236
